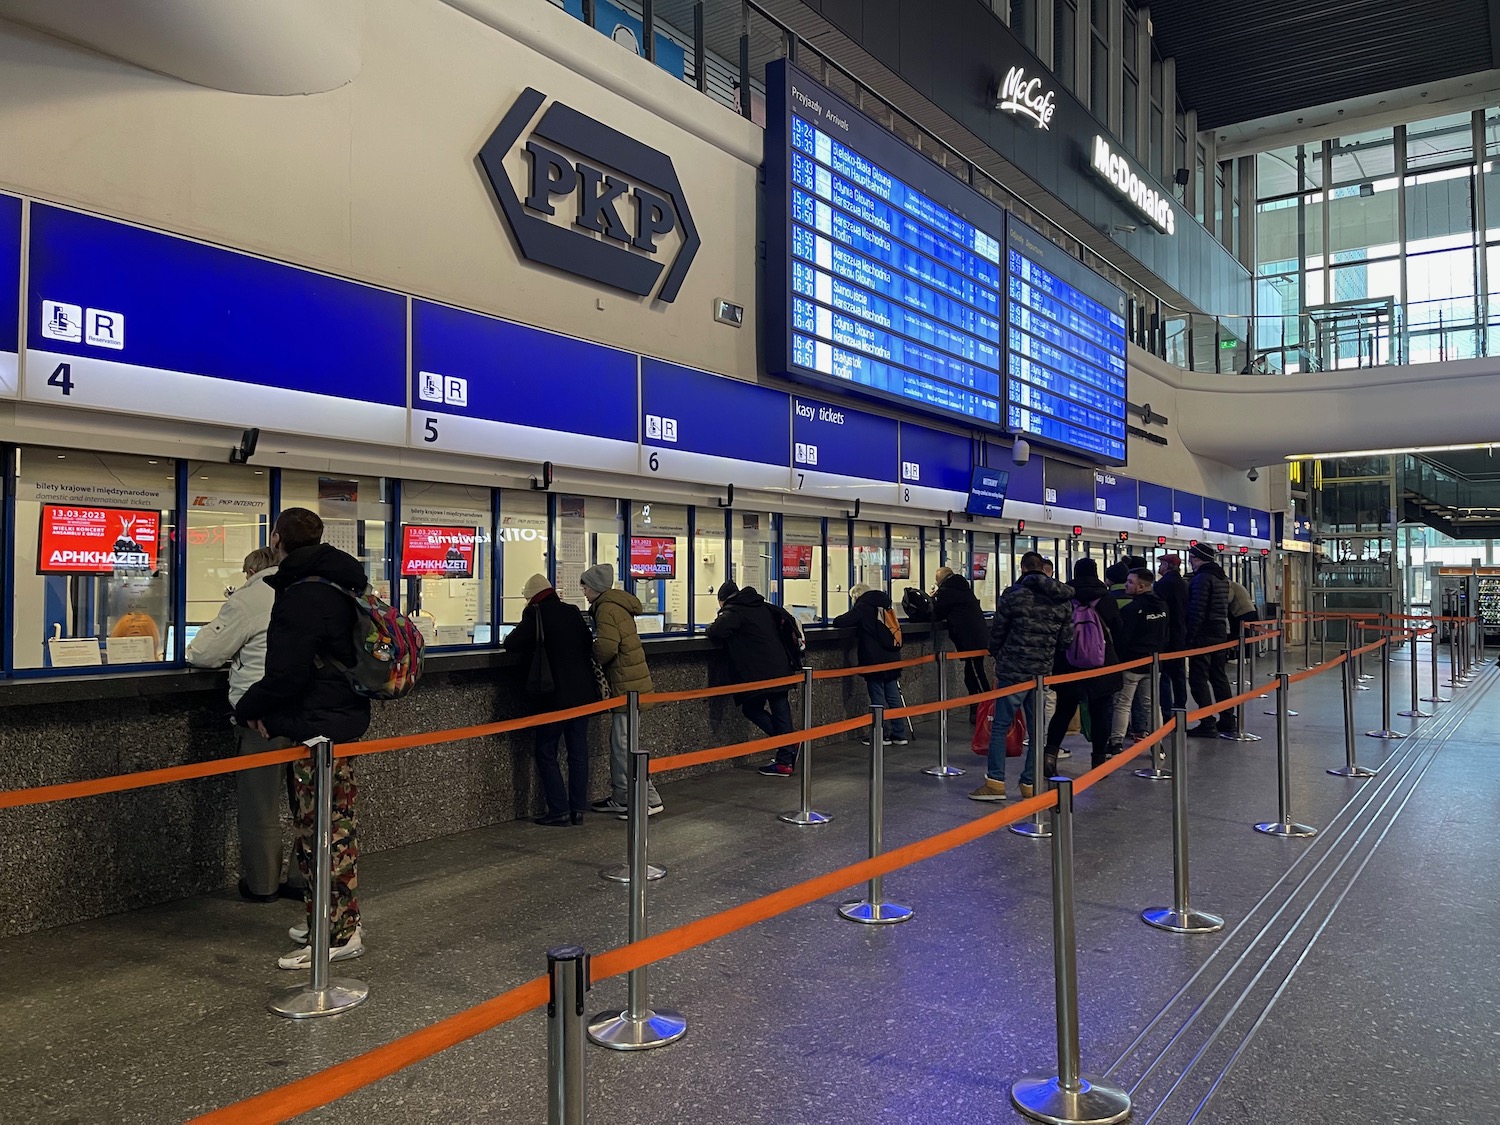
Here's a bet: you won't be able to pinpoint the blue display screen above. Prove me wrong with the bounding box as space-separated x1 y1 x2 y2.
412 300 637 441
1139 481 1173 525
1094 471 1136 517
1004 216 1127 465
27 204 406 404
767 61 1006 431
793 396 899 482
965 466 1009 517
0 193 18 356
641 359 789 466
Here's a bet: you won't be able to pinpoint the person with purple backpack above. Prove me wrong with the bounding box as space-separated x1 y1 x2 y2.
1042 557 1123 770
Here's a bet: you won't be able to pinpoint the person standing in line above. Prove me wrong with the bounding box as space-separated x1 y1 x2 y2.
1105 555 1152 738
1155 554 1189 721
581 564 664 817
1106 568 1169 756
706 580 801 777
931 565 991 724
1227 578 1259 645
187 546 299 903
505 574 598 826
1185 543 1234 737
968 551 1074 802
833 583 911 746
1042 557 1124 771
235 508 371 968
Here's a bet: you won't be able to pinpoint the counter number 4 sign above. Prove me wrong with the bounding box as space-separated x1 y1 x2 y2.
38 302 128 399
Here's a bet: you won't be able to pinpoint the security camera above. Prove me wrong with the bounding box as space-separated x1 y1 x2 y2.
1247 467 1260 482
1011 439 1031 466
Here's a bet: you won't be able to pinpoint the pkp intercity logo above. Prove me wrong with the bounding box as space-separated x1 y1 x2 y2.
479 88 700 303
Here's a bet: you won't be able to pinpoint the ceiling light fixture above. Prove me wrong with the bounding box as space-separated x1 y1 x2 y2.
1286 442 1497 460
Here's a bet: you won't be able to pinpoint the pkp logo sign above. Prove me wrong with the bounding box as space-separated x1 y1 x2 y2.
479 88 701 303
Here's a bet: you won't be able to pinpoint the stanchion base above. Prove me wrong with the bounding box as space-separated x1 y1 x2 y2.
1219 731 1262 742
1355 684 1372 691
922 764 967 777
1263 708 1297 716
1010 820 1053 839
837 900 914 925
1420 695 1452 703
778 808 832 826
587 1007 687 1051
1010 1073 1131 1125
1365 729 1407 740
1141 906 1225 934
1396 709 1434 719
1133 767 1173 781
268 978 369 1019
1327 764 1378 778
1254 820 1317 838
599 863 666 883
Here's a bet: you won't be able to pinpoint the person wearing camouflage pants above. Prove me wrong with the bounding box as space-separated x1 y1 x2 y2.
291 756 360 942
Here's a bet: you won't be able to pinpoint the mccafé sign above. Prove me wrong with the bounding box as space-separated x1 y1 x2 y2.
996 66 1056 130
1089 136 1176 235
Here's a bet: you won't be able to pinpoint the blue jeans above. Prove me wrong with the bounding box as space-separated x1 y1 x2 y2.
740 692 797 766
986 686 1047 786
864 678 910 739
1159 658 1187 721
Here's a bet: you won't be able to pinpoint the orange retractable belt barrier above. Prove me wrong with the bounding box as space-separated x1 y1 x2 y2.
649 716 869 774
1185 678 1278 726
810 652 933 680
642 673 804 705
0 744 307 810
339 697 622 759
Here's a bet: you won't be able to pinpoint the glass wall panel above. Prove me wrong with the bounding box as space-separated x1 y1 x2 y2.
1330 128 1395 187
401 480 491 647
827 518 852 614
281 470 391 600
1053 0 1076 89
184 462 269 645
732 511 777 603
941 527 970 586
693 508 727 629
891 523 920 594
972 532 999 612
782 516 824 625
1090 34 1109 119
554 494 619 612
499 489 550 633
629 501 688 635
1406 112 1473 171
853 522 886 591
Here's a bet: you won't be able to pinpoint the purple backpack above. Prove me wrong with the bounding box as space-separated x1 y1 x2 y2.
1065 599 1107 668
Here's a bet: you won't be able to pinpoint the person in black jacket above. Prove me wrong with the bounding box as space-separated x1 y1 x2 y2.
1155 554 1189 722
1185 542 1235 736
505 574 598 825
707 580 800 777
1106 569 1169 754
1044 557 1124 770
235 507 370 970
833 584 910 745
932 566 990 723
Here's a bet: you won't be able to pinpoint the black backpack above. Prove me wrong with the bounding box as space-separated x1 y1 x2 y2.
901 587 934 623
772 605 806 672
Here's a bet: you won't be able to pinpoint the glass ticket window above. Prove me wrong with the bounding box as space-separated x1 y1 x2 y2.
733 511 776 603
973 532 1000 612
920 527 942 594
629 501 688 634
782 516 825 625
891 523 920 593
497 489 549 635
692 508 727 630
555 494 622 615
853 522 886 594
183 461 270 658
13 447 175 670
826 519 851 619
280 471 392 603
401 481 491 647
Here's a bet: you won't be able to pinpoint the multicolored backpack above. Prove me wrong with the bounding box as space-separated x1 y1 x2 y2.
295 578 425 700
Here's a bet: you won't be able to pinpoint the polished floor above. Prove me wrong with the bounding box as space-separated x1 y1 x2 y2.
2 650 1497 1124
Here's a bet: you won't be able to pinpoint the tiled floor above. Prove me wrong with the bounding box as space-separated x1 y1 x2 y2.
1 653 1496 1123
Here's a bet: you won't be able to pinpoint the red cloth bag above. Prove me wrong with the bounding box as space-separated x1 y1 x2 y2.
971 703 1027 756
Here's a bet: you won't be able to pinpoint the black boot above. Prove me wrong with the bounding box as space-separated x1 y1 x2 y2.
1188 722 1221 738
969 703 979 726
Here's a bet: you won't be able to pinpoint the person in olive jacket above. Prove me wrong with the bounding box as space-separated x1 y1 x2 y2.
505 574 599 826
1043 557 1124 771
1155 554 1190 722
580 564 663 815
833 583 910 745
706 580 800 777
1106 568 1169 755
1185 543 1235 736
932 566 990 721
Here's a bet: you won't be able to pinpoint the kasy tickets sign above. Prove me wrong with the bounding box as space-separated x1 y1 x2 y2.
401 525 476 578
39 505 160 574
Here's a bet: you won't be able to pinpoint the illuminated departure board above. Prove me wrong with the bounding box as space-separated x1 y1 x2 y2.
766 60 1007 429
1005 216 1128 463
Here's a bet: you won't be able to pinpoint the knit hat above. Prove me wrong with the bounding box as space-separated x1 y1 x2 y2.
717 580 739 603
1072 557 1099 580
1160 553 1182 568
580 563 614 593
1189 543 1216 563
1103 559 1130 585
522 573 551 601
1124 555 1148 570
849 582 871 601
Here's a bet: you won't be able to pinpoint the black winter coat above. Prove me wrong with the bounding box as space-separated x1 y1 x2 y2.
833 589 902 682
1116 590 1170 660
235 544 372 744
989 572 1075 686
1155 569 1189 652
1186 562 1231 642
706 587 794 701
1054 575 1123 698
505 590 599 713
932 574 988 651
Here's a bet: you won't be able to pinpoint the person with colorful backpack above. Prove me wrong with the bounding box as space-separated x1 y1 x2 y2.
235 507 373 970
833 583 911 746
1042 557 1124 770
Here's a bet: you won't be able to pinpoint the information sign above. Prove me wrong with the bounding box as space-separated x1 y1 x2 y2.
1173 491 1203 532
965 467 1009 518
1138 481 1173 526
1044 460 1095 514
897 423 972 509
1203 498 1229 536
0 193 19 397
791 395 899 501
1093 470 1136 518
1250 508 1270 542
400 525 477 578
639 359 790 489
38 505 161 575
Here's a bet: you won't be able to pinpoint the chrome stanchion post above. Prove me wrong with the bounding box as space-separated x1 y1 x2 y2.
1011 776 1131 1125
1011 675 1054 839
1318 613 1327 667
1302 610 1312 670
1366 638 1406 740
1424 623 1451 703
547 946 589 1125
600 691 665 883
1255 674 1317 837
1355 623 1372 690
1328 649 1377 779
588 716 686 1050
1134 653 1172 781
1222 630 1261 742
839 706 913 924
1264 617 1294 714
1398 628 1433 719
1252 620 1270 700
924 644 964 778
1143 712 1224 934
269 737 369 1019
781 666 831 825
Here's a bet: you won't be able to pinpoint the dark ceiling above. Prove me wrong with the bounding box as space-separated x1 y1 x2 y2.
1146 0 1499 131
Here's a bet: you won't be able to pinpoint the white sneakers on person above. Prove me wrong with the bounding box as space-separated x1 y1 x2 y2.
278 925 364 969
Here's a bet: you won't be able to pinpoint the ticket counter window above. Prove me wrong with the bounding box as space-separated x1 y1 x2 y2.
13 448 175 670
556 494 622 614
692 508 727 630
972 533 999 612
826 519 851 620
942 528 970 591
279 472 392 609
782 516 825 625
853 523 886 593
184 462 270 656
629 501 688 634
401 481 491 647
891 523 920 594
732 511 777 603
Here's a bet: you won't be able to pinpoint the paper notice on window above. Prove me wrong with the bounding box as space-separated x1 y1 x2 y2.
106 635 158 664
49 637 103 667
435 624 470 646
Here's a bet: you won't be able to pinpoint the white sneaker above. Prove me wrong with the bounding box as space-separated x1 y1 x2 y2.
617 804 665 820
278 925 363 969
1055 747 1072 758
